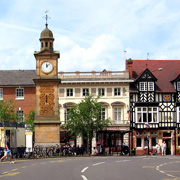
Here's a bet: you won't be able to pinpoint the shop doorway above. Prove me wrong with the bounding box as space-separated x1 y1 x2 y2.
164 139 171 155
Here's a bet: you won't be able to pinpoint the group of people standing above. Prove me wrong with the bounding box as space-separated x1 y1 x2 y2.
153 141 167 156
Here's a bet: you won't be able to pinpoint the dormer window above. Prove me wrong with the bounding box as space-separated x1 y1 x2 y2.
139 82 154 91
177 82 180 91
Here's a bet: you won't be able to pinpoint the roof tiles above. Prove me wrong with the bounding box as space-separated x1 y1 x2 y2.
126 60 180 92
0 70 36 86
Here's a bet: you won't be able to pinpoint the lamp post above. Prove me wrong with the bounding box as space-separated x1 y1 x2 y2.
145 123 150 155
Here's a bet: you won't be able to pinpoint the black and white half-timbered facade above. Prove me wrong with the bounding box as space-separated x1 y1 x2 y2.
126 59 180 155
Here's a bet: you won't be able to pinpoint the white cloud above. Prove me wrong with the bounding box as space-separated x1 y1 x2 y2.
57 34 123 71
1 0 180 71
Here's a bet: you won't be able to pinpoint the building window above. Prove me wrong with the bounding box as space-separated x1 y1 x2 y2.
17 110 24 122
65 109 71 123
136 107 158 123
99 108 106 120
136 138 142 147
98 88 105 96
177 107 180 123
16 88 24 99
114 88 121 96
66 89 73 97
177 82 180 91
114 108 122 124
178 137 180 146
82 88 89 96
140 82 154 91
0 89 3 100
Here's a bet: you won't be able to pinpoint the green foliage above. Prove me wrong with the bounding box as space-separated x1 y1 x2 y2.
62 95 111 152
25 110 35 131
0 100 17 126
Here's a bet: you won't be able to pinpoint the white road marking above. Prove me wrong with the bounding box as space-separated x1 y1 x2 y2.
81 175 88 180
116 160 130 163
81 167 89 173
156 161 180 180
92 162 105 166
166 173 174 177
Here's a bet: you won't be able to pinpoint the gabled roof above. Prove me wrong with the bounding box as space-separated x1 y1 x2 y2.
171 74 180 83
126 60 180 92
0 70 36 86
135 68 157 82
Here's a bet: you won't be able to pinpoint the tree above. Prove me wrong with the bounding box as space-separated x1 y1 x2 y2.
25 110 35 132
62 95 111 154
0 100 17 129
0 100 18 147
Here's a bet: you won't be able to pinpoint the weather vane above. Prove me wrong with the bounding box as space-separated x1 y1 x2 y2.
43 10 50 28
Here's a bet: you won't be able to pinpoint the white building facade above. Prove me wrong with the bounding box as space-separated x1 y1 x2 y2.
58 70 133 154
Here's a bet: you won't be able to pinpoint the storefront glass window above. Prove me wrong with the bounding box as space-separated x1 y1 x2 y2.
137 138 142 147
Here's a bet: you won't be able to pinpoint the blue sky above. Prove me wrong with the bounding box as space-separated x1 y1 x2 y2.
0 0 180 72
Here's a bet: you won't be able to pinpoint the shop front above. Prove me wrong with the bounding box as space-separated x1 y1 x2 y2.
60 130 76 147
133 130 176 155
96 127 130 155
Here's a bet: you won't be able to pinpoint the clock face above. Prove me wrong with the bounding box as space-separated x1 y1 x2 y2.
41 62 53 73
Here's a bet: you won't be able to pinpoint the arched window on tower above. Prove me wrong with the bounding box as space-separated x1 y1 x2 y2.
50 42 52 47
45 42 48 47
41 42 43 48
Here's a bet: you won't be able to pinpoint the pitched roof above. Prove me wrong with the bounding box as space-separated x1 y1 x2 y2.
126 60 180 92
0 70 36 86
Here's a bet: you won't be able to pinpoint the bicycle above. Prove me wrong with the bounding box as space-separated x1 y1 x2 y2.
43 146 55 157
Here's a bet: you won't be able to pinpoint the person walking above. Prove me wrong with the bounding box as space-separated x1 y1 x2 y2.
0 136 14 164
153 143 159 155
162 141 167 156
157 143 161 155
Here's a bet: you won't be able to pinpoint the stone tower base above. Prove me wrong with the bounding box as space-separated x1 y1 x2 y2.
35 123 60 147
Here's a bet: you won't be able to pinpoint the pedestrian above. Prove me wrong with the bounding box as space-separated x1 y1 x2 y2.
76 145 80 155
97 142 101 154
0 136 14 164
153 143 159 155
79 144 85 155
162 141 167 156
157 143 161 155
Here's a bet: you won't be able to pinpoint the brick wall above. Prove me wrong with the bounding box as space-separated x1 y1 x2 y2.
1 86 36 120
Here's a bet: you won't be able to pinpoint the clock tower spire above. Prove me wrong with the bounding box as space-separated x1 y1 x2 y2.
33 20 61 146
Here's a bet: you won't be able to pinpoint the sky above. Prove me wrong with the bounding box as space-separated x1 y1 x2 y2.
0 0 180 72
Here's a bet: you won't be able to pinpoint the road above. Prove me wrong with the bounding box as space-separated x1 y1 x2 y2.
0 156 180 180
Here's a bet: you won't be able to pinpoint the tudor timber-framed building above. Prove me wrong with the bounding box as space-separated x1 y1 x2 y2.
126 59 180 155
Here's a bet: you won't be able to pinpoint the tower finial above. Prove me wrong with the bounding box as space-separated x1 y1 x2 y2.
44 10 50 28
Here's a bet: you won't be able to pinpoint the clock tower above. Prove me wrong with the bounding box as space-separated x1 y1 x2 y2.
33 23 61 146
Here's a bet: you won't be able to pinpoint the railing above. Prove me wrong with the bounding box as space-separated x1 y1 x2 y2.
58 71 130 79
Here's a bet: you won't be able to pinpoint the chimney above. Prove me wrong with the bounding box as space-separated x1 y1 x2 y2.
127 58 133 78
